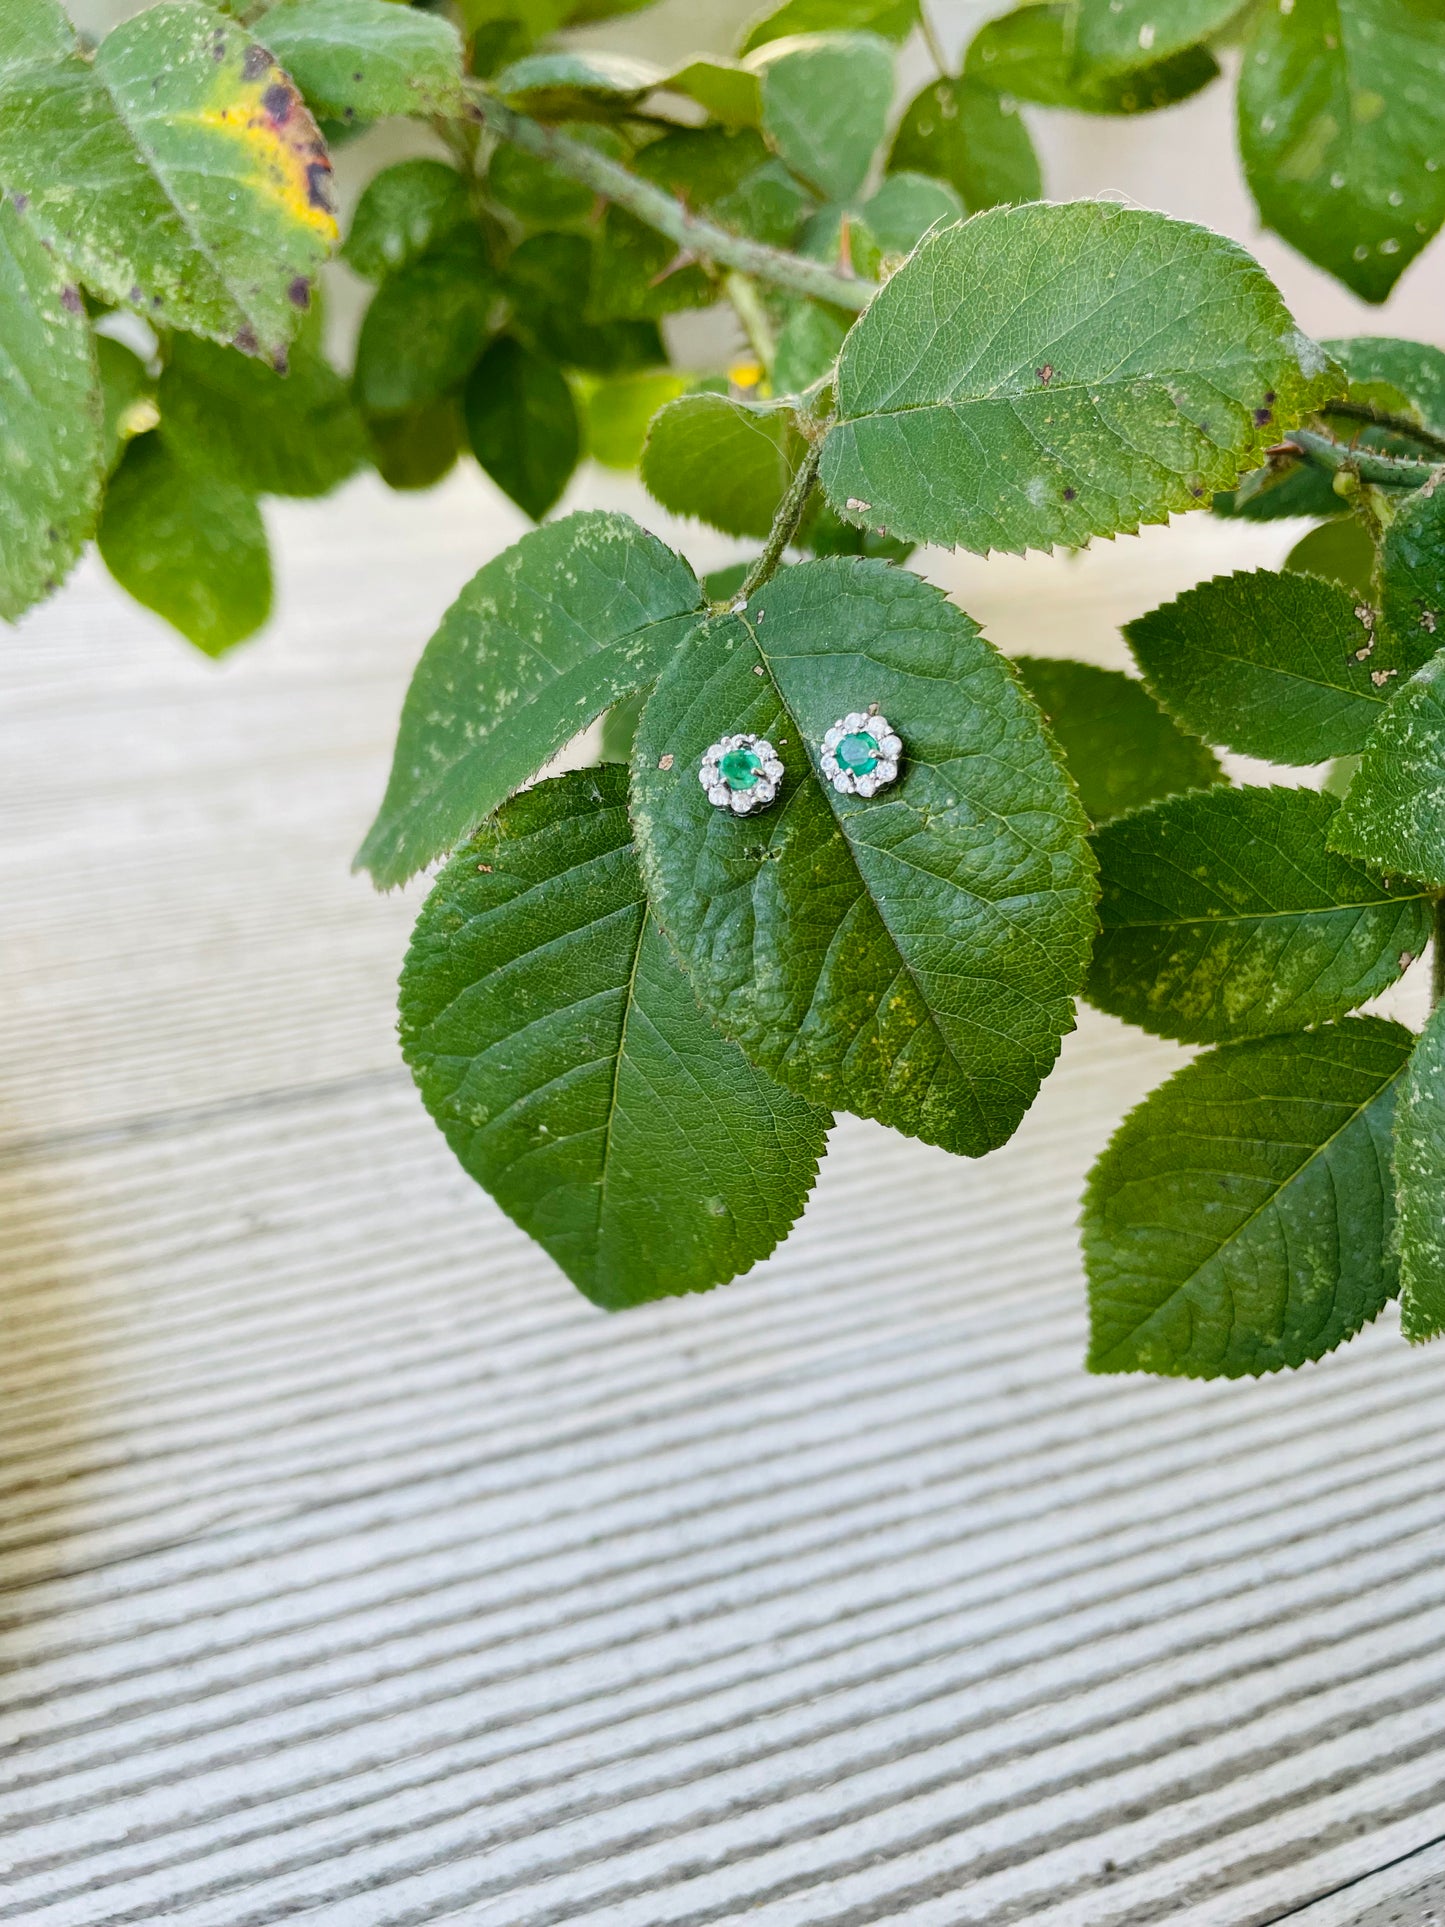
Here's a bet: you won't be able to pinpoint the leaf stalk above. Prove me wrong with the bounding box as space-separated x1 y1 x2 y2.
735 441 823 605
1319 398 1445 462
1284 426 1441 490
1434 898 1445 1009
466 87 878 313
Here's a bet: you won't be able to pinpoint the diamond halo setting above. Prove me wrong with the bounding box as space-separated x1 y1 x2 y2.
820 711 902 798
698 732 785 814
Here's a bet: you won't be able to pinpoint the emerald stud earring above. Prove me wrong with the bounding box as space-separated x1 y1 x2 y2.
699 732 784 813
820 711 902 797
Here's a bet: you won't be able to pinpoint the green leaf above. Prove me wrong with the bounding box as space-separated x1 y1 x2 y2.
366 396 461 491
1327 335 1445 436
1086 785 1432 1043
1084 1018 1412 1377
589 208 713 321
97 432 272 656
888 77 1042 212
739 0 917 55
1070 0 1240 76
1284 516 1376 604
0 0 336 364
257 0 464 120
641 391 801 539
965 2 1219 114
1328 648 1445 889
1238 0 1445 304
820 203 1339 556
494 50 660 113
632 125 771 206
1126 569 1398 765
158 312 366 499
1011 657 1221 824
342 159 471 281
859 172 962 255
96 332 157 477
1395 996 1445 1344
581 369 688 469
399 765 829 1309
353 234 496 414
463 335 579 520
1212 458 1346 523
754 32 894 203
1379 479 1445 668
773 302 847 396
661 57 762 129
356 510 703 887
0 195 103 622
630 558 1097 1157
713 160 812 246
505 233 662 374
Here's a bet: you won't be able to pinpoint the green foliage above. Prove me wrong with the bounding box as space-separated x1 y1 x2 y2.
631 560 1097 1156
1126 569 1396 766
1084 1019 1412 1377
965 3 1219 114
1284 516 1375 603
13 0 1445 1363
0 0 336 363
642 392 802 539
888 77 1042 212
820 204 1338 556
357 511 703 887
353 234 496 415
342 160 472 280
464 335 579 518
1395 996 1445 1344
0 194 102 621
1238 0 1445 304
98 432 272 655
159 317 366 500
1010 658 1222 824
1329 649 1445 888
1086 785 1433 1042
754 32 894 202
399 765 828 1307
257 0 465 121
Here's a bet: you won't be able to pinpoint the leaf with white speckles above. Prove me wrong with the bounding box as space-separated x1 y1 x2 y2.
631 557 1098 1157
0 0 336 363
257 0 465 122
1396 997 1445 1344
1085 1019 1411 1378
1329 648 1445 889
820 203 1339 555
0 194 103 623
1086 786 1433 1043
1238 0 1445 304
356 511 704 888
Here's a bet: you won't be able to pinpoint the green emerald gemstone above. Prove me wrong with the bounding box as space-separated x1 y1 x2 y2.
837 731 880 775
718 744 763 789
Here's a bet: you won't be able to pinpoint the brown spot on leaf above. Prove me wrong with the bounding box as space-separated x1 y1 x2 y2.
234 323 260 356
11 192 28 215
658 753 674 771
1062 486 1076 502
262 81 294 124
1254 406 1273 426
287 276 311 309
476 862 493 872
305 160 334 214
1037 364 1053 385
60 285 82 314
1264 390 1276 404
242 44 271 81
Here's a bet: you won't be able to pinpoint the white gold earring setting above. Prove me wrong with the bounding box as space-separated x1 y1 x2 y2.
699 733 784 813
820 712 902 797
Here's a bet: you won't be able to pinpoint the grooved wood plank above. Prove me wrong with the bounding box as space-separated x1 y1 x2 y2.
2 470 1441 1926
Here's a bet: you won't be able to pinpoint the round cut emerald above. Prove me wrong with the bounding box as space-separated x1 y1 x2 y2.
837 731 880 775
718 744 763 789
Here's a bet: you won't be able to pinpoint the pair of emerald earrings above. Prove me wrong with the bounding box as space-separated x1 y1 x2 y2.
698 711 904 817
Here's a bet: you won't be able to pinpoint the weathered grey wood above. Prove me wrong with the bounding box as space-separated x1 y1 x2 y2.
2 471 1441 1926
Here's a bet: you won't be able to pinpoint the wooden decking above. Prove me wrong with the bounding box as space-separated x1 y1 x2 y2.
3 471 1443 1925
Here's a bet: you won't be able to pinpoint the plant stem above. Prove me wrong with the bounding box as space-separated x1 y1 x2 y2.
725 271 777 378
1434 898 1445 1009
1284 426 1441 490
917 5 951 77
467 88 877 313
735 441 823 604
1320 398 1445 461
